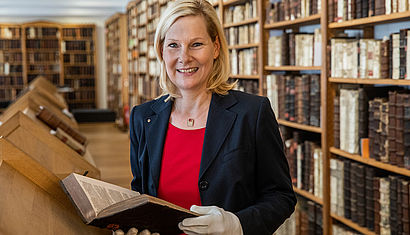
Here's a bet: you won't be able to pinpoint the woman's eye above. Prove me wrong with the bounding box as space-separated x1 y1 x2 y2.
168 43 177 48
192 42 203 47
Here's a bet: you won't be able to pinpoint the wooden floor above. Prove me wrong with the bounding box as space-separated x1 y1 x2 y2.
79 122 133 189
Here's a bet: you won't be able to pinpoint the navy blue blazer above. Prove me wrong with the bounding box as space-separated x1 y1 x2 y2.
129 90 296 235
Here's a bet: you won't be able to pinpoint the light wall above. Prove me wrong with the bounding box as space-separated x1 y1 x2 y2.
0 16 108 109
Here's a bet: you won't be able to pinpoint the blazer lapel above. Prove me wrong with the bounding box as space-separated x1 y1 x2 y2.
145 97 172 195
199 93 237 179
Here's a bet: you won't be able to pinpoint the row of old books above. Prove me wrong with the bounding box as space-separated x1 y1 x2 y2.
224 23 260 46
0 27 20 38
265 0 321 24
0 51 22 63
25 27 59 39
267 29 322 67
62 40 94 52
65 78 95 89
0 39 21 49
64 54 94 64
329 0 410 23
0 75 23 86
233 79 259 95
62 28 94 38
330 157 409 234
136 76 161 100
64 66 94 76
25 39 59 49
27 52 59 63
331 29 410 79
266 74 320 127
284 132 323 199
0 63 22 75
223 0 258 24
335 88 410 169
230 48 258 76
275 197 323 235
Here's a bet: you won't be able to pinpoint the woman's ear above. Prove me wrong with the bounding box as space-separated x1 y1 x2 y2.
213 36 220 59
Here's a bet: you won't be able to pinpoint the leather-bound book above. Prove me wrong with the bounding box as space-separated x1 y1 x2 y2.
399 29 408 79
289 32 296 66
388 91 397 166
362 0 369 18
380 39 390 78
404 95 410 170
368 0 375 16
402 180 409 234
358 88 369 154
350 162 358 223
374 0 385 15
374 177 381 234
396 93 405 167
328 0 334 22
277 75 286 120
365 167 375 231
389 176 398 235
343 159 351 219
307 201 316 234
356 0 362 18
309 75 320 127
302 75 310 125
285 75 295 122
315 204 323 235
380 100 390 163
295 76 304 124
368 100 377 160
334 96 340 148
356 164 366 227
281 33 289 66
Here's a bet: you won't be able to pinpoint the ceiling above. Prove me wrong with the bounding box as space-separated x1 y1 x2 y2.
0 0 129 17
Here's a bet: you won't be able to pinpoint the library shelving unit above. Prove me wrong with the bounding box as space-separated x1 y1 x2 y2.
106 13 129 129
22 22 61 86
0 21 97 111
127 0 139 108
61 24 97 110
0 24 24 110
262 0 330 233
326 8 410 235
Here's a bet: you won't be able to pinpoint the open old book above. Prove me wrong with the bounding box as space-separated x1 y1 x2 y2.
60 173 198 234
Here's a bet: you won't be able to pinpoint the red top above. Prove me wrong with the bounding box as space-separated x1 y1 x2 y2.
157 123 205 210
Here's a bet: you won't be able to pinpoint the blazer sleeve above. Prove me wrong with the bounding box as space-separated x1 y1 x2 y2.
129 106 142 192
235 97 297 235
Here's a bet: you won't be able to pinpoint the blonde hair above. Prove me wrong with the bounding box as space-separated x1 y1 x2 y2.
154 0 234 98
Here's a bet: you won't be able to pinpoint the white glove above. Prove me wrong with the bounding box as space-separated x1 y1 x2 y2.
113 228 159 235
178 205 243 235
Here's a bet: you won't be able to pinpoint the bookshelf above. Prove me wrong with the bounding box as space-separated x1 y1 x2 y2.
106 13 129 129
0 24 23 110
61 24 97 110
0 21 97 111
326 2 410 234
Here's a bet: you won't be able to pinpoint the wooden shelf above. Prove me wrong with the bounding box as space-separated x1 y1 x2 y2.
228 43 259 49
229 74 259 79
277 119 322 133
329 11 410 29
293 187 323 205
330 147 410 177
331 213 376 235
329 77 410 85
224 18 259 28
264 14 321 29
265 66 321 71
223 0 243 6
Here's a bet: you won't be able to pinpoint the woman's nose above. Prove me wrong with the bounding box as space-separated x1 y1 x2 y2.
177 47 191 63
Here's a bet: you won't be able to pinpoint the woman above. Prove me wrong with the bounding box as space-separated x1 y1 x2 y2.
123 0 296 234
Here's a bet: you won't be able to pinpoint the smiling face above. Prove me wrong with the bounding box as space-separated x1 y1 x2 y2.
162 15 220 95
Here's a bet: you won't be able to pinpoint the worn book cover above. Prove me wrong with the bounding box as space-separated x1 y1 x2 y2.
61 173 198 234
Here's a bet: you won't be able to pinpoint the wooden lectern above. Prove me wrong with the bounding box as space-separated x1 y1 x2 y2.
0 111 100 179
0 138 109 234
0 86 78 129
